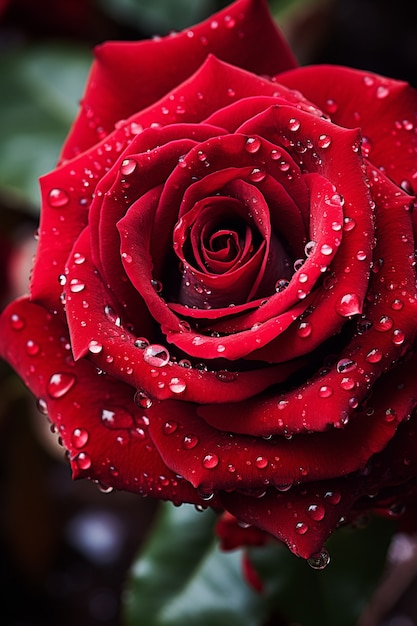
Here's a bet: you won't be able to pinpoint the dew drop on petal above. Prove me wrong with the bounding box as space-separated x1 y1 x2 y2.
168 377 187 394
297 321 312 338
320 244 333 256
183 434 199 450
375 315 393 331
304 241 317 257
134 389 153 409
288 117 301 131
88 340 103 354
101 406 134 429
143 344 170 367
36 398 48 415
26 339 41 356
340 376 355 390
215 370 237 383
69 278 85 293
245 137 261 153
308 549 330 570
318 134 332 149
10 313 26 330
255 456 268 469
47 372 76 399
48 188 70 207
324 490 341 505
120 158 137 175
318 384 333 399
295 521 309 535
202 453 219 469
74 451 92 471
163 420 178 435
336 293 362 317
134 337 150 349
392 329 405 345
336 358 357 373
343 217 356 231
249 168 266 182
71 428 89 449
376 85 390 99
365 348 383 363
384 408 397 422
275 278 289 292
307 504 326 521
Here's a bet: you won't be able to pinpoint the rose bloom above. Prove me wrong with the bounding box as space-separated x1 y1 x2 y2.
1 0 416 564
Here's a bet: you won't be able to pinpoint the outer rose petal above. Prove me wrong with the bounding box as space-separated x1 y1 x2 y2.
61 0 297 161
278 65 417 194
0 297 204 503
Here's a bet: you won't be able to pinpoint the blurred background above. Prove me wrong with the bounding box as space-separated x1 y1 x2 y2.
0 0 416 625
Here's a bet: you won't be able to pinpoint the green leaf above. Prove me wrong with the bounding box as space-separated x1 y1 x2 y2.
249 516 395 626
97 0 218 34
124 502 267 626
0 43 91 210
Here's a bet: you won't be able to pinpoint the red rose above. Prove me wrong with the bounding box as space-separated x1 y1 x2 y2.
1 0 417 562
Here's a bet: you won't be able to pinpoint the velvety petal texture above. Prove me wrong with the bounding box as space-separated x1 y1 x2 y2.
1 0 417 563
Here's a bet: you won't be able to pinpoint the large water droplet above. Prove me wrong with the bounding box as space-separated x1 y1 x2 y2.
48 188 70 208
202 453 219 469
74 451 92 471
69 278 85 293
318 134 332 149
307 549 330 569
134 389 153 409
365 348 383 363
307 503 326 521
163 421 178 435
10 313 25 330
215 370 237 383
143 344 170 367
336 358 357 373
336 293 362 317
26 339 41 356
245 137 262 153
120 158 137 175
324 490 341 505
168 377 187 394
101 406 134 429
183 434 199 449
71 428 89 448
47 372 76 399
88 340 103 354
295 521 309 535
255 456 268 469
297 321 312 338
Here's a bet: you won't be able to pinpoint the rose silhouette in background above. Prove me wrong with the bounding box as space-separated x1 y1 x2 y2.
1 0 416 563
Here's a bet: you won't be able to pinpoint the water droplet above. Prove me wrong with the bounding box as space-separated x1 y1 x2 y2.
324 490 341 505
249 168 266 182
245 137 261 153
288 118 301 131
88 340 103 354
143 344 170 367
304 240 317 257
275 278 289 292
120 158 137 175
101 406 134 429
336 293 362 317
384 408 397 422
97 483 114 494
183 434 199 449
270 148 282 160
340 377 355 390
307 504 326 521
69 278 85 293
169 377 187 394
25 339 40 356
216 344 226 353
392 329 405 345
202 453 219 469
365 348 383 363
134 389 153 409
325 99 338 113
318 385 333 398
318 134 332 149
307 549 330 570
71 428 89 448
375 315 393 331
336 358 357 373
47 372 76 399
134 337 150 349
356 250 367 261
48 188 69 207
376 85 389 99
320 244 333 256
343 217 356 231
197 486 215 501
74 451 91 471
36 398 48 415
255 456 268 469
163 420 178 435
297 321 312 338
151 278 163 293
295 521 309 535
215 370 237 382
10 313 25 330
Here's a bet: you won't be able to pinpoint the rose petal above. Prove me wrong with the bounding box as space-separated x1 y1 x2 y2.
61 0 297 159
